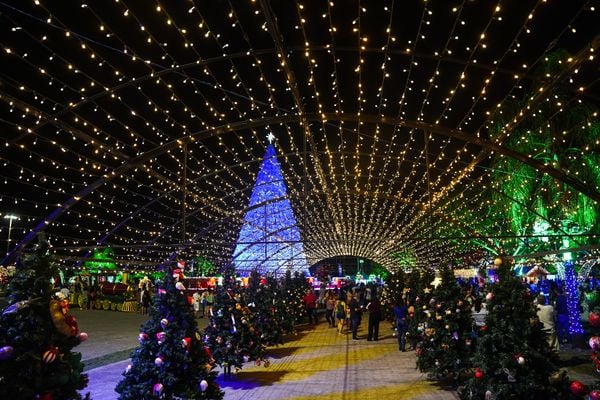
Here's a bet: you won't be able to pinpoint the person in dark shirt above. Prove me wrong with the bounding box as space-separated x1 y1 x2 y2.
393 299 409 351
366 295 382 341
349 293 362 340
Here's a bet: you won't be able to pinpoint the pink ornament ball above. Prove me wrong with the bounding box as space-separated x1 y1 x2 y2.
517 356 525 365
199 380 208 392
589 336 600 350
485 292 494 302
153 383 164 396
569 380 587 396
589 389 600 400
78 332 88 342
154 356 164 367
138 333 149 343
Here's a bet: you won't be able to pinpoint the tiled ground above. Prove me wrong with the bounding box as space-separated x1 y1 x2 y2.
74 310 457 399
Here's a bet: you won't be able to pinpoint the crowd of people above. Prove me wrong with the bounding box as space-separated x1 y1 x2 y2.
301 282 386 342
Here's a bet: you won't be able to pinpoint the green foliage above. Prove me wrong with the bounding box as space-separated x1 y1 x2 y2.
115 267 223 399
203 265 264 370
381 269 405 319
244 270 283 346
460 259 572 399
195 257 217 277
406 269 435 352
416 265 473 382
0 234 90 399
281 270 310 327
84 247 117 272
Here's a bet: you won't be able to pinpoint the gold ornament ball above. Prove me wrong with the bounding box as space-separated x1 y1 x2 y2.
494 258 502 266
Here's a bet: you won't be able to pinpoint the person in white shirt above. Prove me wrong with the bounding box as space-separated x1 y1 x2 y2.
471 297 488 327
536 295 559 351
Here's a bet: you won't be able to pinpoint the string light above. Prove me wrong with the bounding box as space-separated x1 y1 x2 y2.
0 1 596 271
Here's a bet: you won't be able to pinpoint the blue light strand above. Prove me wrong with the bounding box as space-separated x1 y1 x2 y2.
233 144 309 276
563 261 584 335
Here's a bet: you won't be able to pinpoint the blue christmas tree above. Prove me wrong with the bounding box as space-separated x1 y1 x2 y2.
232 143 309 276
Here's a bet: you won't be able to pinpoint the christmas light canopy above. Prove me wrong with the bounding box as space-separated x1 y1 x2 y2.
0 1 597 271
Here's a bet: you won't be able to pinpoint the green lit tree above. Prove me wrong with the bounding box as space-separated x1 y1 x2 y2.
203 265 265 375
460 257 573 399
416 265 473 382
115 267 222 399
484 50 599 256
0 233 90 399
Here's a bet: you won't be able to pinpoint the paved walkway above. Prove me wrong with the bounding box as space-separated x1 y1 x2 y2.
73 310 457 399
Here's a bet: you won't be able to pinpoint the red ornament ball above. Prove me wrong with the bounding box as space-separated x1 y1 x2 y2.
589 389 600 400
569 380 587 396
475 369 484 379
589 313 600 328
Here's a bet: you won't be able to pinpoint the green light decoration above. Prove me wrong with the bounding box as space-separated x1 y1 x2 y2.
448 49 600 258
389 250 418 270
195 256 216 277
83 247 117 273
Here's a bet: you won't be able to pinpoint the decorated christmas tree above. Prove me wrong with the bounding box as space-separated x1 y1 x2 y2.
244 269 284 346
0 233 90 399
232 142 309 276
381 269 405 320
460 257 573 399
416 265 473 382
281 269 310 328
203 265 265 374
406 268 435 351
115 267 223 399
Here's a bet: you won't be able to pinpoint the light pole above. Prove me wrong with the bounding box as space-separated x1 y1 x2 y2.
4 214 18 256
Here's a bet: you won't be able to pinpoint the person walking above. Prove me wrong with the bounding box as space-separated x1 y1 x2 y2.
537 294 559 351
335 296 347 334
325 292 336 327
349 293 362 340
393 299 409 351
192 291 202 318
366 295 382 341
205 289 214 317
303 289 318 325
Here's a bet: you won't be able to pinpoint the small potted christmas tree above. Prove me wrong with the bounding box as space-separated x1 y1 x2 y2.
115 266 223 399
416 265 473 383
0 233 90 399
460 257 573 399
203 265 265 378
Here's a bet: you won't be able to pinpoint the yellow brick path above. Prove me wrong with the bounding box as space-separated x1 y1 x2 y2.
222 322 458 400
